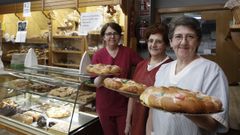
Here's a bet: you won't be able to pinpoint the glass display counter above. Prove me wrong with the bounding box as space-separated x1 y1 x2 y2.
0 66 101 135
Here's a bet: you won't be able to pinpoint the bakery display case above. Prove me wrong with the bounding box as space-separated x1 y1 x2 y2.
0 65 100 135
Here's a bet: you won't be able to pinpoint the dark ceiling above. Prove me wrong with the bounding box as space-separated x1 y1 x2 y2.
0 0 35 5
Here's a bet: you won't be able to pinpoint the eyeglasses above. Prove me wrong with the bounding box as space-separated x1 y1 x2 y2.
172 34 197 42
147 39 163 44
105 32 119 37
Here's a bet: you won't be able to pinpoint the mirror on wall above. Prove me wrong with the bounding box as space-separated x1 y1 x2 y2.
160 12 216 59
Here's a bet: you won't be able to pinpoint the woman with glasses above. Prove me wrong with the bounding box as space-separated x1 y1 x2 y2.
92 22 142 135
146 16 229 135
125 23 172 135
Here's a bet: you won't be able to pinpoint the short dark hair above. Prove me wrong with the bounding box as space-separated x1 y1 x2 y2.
144 23 169 46
168 16 202 41
100 22 122 37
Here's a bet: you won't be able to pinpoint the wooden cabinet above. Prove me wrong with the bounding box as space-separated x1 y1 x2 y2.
50 35 86 68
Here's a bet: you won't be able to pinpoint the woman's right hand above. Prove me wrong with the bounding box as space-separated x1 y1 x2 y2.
93 75 106 88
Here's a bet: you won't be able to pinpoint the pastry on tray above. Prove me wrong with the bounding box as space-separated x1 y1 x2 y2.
4 79 32 90
46 107 71 118
0 98 18 116
11 113 34 125
23 110 41 122
86 64 121 75
103 77 147 95
29 83 56 93
140 86 223 114
48 87 77 97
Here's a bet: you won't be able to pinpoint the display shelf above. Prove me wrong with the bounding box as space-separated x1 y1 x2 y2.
52 35 84 39
230 24 240 30
26 38 48 44
52 50 82 54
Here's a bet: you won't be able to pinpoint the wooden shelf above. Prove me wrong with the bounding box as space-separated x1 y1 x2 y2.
26 38 48 44
53 35 84 39
2 38 48 44
52 62 79 68
230 24 240 30
52 50 82 54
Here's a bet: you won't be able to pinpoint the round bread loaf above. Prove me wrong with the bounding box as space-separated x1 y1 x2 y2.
103 77 147 94
0 99 18 116
86 64 121 75
140 86 222 113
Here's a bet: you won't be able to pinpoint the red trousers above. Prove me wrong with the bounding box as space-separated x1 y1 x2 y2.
98 114 126 135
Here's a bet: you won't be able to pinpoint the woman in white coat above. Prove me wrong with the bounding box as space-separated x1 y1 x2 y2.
146 16 229 135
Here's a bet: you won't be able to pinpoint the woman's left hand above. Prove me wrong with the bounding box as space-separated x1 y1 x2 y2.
124 122 131 135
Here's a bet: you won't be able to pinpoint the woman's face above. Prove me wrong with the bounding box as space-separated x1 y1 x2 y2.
103 26 121 47
170 25 200 60
147 33 166 57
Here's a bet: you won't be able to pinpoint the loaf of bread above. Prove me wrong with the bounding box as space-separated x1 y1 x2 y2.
140 86 222 113
11 113 34 125
103 77 147 95
48 87 77 97
23 111 41 122
46 107 71 118
86 64 121 75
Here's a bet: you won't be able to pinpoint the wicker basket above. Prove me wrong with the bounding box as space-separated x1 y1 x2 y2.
232 6 240 24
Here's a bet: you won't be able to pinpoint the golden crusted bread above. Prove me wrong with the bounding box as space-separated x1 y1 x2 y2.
86 64 121 75
11 113 34 125
140 86 222 113
23 111 41 122
103 77 147 95
46 107 71 118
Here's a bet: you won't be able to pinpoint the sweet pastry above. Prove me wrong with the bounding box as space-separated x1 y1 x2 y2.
11 113 34 125
86 64 121 75
140 86 223 114
46 107 71 118
103 77 147 95
0 99 18 116
70 90 96 103
4 79 32 90
48 87 77 97
23 111 41 121
29 83 56 93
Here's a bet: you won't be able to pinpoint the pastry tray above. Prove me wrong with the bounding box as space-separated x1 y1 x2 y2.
140 100 224 116
4 94 97 132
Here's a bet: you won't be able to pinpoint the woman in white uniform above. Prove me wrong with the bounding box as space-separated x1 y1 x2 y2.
146 16 229 135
